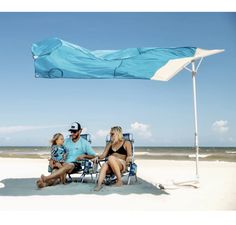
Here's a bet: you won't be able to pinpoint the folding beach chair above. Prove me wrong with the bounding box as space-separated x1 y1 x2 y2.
97 133 138 185
48 134 97 183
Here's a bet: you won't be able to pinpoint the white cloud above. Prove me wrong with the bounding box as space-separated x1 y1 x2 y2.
130 122 152 138
0 125 67 134
81 127 88 133
212 120 229 133
96 129 109 138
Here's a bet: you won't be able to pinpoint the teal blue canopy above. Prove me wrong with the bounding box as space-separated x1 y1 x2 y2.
32 38 223 81
31 37 200 81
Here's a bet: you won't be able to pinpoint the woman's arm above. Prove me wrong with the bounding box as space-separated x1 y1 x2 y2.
98 142 111 160
125 141 133 163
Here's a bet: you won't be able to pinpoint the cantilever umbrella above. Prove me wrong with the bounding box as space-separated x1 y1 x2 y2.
31 37 224 183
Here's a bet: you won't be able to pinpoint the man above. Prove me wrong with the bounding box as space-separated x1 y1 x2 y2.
36 122 96 188
64 122 96 170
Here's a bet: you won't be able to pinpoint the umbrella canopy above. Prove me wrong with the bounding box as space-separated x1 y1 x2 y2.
31 37 223 81
31 37 224 182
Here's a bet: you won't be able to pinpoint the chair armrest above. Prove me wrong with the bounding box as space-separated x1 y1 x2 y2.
128 162 137 175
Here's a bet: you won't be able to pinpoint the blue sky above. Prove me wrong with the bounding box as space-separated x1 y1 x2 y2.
0 12 235 146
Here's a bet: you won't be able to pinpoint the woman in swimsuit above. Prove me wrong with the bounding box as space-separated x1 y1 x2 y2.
93 126 132 191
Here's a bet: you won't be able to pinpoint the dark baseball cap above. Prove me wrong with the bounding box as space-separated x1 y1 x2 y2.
68 122 82 132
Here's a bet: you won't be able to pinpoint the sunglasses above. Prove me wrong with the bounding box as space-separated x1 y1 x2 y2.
70 130 78 134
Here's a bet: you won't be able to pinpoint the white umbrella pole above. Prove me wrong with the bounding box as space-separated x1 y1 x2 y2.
169 61 200 188
191 61 199 180
166 61 200 189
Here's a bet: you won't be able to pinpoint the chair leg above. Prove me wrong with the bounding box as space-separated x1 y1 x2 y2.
127 176 131 185
95 173 98 184
81 176 85 183
67 174 73 183
80 174 85 183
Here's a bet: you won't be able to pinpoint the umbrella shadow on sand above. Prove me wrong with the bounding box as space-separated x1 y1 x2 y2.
0 176 169 196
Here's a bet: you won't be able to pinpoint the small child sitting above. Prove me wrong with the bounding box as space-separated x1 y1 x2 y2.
49 133 68 184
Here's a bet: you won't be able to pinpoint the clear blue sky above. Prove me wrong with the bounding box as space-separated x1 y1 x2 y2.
0 12 235 146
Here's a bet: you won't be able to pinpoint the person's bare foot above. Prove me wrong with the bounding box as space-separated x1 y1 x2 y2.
114 180 123 187
36 179 46 188
94 185 103 191
61 175 66 184
41 174 46 182
60 175 64 184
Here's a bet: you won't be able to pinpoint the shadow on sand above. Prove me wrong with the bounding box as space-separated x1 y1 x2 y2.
0 176 169 196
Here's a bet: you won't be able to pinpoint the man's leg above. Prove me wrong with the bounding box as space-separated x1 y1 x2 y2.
37 163 75 188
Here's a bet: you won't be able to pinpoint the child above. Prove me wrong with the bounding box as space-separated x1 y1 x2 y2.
49 133 68 184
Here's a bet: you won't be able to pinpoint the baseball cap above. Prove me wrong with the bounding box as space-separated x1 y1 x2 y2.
68 122 81 132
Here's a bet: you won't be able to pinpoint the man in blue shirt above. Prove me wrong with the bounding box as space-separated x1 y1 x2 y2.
36 122 96 188
64 122 96 172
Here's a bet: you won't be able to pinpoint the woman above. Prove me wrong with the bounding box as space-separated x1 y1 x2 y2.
93 126 132 191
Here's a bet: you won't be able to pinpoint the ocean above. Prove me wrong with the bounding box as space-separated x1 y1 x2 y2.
0 146 235 162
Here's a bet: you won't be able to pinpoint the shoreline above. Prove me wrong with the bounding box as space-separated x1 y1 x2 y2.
0 154 235 162
1 146 235 162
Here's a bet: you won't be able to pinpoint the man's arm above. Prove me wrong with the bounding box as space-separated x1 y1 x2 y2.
76 140 96 160
76 154 95 160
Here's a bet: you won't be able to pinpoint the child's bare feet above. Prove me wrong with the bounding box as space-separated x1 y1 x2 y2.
114 180 123 187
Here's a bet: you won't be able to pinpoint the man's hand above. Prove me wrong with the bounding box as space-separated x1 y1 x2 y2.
77 155 85 161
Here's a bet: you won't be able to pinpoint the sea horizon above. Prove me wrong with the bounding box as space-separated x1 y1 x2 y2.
0 145 236 148
0 146 235 162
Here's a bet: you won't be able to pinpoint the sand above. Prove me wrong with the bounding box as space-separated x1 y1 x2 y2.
0 157 236 211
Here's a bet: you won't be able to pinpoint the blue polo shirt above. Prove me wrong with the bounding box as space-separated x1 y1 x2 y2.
64 137 96 163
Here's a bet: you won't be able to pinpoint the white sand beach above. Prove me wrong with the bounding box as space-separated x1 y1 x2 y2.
0 157 236 211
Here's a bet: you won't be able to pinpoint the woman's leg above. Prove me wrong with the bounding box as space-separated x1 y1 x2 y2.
107 156 123 186
94 163 111 191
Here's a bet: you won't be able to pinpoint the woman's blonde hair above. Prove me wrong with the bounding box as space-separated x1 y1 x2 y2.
50 133 63 147
110 126 123 141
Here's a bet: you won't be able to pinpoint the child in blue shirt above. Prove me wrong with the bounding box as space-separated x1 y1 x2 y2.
49 133 68 183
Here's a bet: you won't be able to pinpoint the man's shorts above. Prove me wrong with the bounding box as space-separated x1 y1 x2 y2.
70 161 82 173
